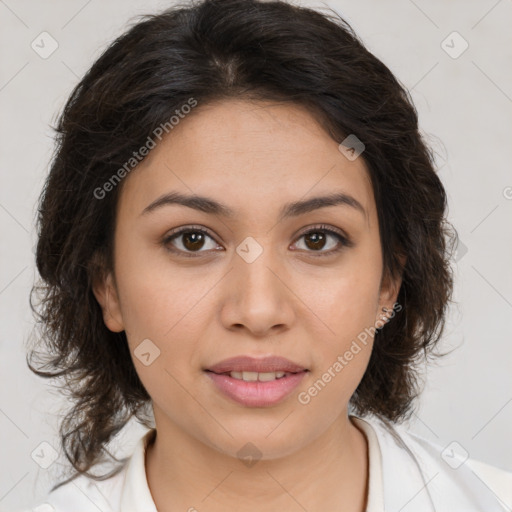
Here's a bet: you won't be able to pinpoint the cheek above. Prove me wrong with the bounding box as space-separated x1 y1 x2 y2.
112 242 221 394
297 249 381 391
298 277 378 414
304 252 382 341
113 233 203 338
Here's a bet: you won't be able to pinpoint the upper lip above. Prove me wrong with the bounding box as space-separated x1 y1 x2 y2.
206 356 308 374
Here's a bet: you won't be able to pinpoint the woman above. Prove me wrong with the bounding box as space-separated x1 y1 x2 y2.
25 0 511 510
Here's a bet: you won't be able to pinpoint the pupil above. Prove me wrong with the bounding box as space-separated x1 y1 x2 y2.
184 232 205 251
306 232 325 250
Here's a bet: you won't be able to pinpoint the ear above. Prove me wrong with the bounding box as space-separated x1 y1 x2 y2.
90 253 125 333
378 252 407 309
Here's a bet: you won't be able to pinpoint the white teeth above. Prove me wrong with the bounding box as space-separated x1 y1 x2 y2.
258 372 278 382
229 371 288 381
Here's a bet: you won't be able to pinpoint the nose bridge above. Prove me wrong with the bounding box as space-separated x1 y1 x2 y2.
221 235 294 334
234 235 283 298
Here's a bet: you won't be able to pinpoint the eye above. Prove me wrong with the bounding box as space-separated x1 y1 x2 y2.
291 224 353 256
162 226 222 256
162 224 353 258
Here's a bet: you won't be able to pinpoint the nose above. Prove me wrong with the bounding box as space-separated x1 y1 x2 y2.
219 245 296 338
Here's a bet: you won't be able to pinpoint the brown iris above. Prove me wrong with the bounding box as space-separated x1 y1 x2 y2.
182 232 206 251
304 232 327 251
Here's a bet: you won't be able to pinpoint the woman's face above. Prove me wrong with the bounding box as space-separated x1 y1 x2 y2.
93 99 401 460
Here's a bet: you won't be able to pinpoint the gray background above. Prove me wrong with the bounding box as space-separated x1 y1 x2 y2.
1 0 511 510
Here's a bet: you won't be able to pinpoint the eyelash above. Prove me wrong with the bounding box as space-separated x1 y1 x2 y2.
162 224 353 258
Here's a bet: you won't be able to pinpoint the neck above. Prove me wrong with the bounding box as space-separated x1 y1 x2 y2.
145 410 369 512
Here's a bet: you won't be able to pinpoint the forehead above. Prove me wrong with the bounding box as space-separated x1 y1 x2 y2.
117 99 375 227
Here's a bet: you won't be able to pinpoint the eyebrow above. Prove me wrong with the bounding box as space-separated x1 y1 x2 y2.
140 191 366 221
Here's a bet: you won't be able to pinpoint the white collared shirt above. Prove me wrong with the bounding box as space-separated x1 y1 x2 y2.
25 414 512 512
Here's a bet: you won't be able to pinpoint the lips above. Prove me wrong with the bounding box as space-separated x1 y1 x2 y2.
205 355 308 374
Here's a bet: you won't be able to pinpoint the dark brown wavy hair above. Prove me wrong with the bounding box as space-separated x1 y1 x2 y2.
27 0 457 489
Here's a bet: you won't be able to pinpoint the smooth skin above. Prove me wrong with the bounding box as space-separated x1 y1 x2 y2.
93 99 403 512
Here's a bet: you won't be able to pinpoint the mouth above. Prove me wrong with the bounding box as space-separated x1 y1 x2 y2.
205 354 309 374
204 370 308 407
204 356 309 407
204 355 309 407
205 369 304 382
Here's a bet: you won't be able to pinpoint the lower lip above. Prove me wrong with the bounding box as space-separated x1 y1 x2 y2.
205 371 308 407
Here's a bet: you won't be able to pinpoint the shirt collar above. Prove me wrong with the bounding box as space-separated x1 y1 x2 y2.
120 417 383 511
120 428 158 512
350 415 385 511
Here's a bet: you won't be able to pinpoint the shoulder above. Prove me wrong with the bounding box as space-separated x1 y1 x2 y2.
24 468 127 512
357 414 512 512
24 428 156 512
15 472 123 512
